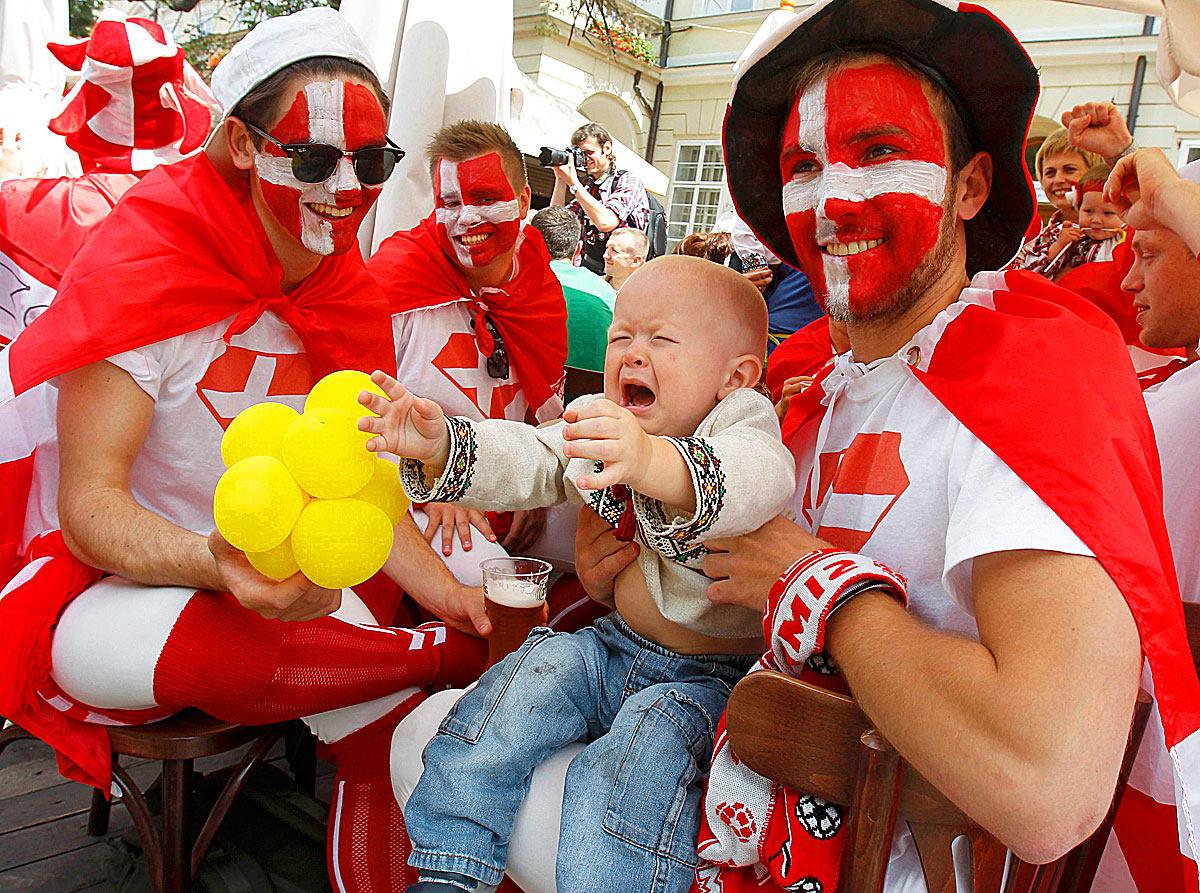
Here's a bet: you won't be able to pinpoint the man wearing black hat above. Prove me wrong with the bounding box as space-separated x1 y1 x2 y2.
571 1 1200 889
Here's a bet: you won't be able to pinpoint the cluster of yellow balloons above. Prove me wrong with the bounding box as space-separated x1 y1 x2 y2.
212 370 409 589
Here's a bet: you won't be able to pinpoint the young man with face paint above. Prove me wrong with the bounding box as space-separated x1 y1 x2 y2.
570 2 1200 890
0 12 493 893
367 121 569 578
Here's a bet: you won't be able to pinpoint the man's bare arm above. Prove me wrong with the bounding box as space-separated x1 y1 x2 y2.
57 361 223 588
382 513 491 636
57 361 342 620
705 521 1142 863
825 550 1140 863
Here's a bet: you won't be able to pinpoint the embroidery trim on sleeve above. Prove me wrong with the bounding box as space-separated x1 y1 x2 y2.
636 436 725 565
397 415 478 503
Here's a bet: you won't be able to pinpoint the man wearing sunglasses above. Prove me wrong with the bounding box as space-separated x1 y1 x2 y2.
0 11 496 893
368 120 571 574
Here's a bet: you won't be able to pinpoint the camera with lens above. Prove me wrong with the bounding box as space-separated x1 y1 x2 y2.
539 146 590 183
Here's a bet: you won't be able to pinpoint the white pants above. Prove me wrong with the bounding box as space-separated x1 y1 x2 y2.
46 576 418 745
389 693 964 893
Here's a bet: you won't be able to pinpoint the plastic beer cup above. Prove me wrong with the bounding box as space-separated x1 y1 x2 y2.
480 557 552 666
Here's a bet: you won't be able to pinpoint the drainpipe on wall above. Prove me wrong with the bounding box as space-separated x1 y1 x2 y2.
644 0 674 162
1127 15 1155 135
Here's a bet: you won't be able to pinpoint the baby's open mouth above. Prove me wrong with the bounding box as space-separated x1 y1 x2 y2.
621 383 656 409
306 202 354 219
822 238 886 257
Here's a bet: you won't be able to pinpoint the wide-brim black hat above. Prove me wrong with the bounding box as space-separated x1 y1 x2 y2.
724 0 1039 276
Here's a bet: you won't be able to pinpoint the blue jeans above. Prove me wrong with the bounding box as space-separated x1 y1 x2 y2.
405 614 757 893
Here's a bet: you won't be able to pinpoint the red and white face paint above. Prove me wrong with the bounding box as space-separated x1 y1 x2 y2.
254 79 386 256
433 153 521 269
779 62 949 319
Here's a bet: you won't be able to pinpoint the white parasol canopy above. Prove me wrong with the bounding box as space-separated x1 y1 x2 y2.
1055 0 1200 117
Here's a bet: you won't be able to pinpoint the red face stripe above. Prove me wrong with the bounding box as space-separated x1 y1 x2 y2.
433 152 521 269
253 80 386 256
779 62 951 320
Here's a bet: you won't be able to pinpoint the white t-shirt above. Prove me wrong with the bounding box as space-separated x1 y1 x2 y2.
1144 360 1200 604
393 301 566 424
790 351 1093 638
102 312 313 534
789 326 1095 891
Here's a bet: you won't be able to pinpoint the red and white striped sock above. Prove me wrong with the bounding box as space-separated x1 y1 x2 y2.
326 693 425 893
151 590 487 724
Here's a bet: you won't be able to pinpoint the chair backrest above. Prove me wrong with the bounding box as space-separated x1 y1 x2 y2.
725 670 1151 893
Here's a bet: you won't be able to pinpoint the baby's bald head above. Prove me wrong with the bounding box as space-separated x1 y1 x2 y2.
619 255 767 360
606 254 768 436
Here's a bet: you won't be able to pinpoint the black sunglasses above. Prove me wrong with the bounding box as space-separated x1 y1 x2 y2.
481 317 509 380
239 119 405 185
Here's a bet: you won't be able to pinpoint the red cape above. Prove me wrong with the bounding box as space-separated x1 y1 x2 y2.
782 269 1200 878
0 171 140 290
368 215 567 415
4 153 396 400
765 316 834 401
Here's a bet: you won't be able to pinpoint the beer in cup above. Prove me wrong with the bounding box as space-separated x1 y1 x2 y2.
480 557 552 666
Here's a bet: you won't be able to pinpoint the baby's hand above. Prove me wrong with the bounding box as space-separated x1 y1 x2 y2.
562 398 653 491
358 370 450 468
1050 223 1082 257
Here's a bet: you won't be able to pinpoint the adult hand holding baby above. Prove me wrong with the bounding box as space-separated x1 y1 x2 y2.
703 515 832 612
358 371 452 470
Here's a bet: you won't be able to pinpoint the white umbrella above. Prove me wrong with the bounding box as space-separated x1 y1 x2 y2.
1054 0 1200 116
339 0 514 252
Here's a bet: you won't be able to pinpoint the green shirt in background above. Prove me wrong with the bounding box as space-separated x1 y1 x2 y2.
550 259 616 373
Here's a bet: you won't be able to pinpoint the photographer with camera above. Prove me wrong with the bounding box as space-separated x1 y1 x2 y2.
546 122 649 274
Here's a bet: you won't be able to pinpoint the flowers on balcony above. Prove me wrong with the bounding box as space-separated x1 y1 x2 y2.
585 16 658 65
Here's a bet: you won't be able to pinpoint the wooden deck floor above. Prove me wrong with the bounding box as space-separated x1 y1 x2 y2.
0 728 335 891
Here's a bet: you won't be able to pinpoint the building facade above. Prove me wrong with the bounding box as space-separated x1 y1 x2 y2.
516 0 1200 244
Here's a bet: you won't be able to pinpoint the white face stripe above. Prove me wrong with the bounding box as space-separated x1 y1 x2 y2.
252 79 366 256
434 159 521 268
782 161 948 218
782 72 947 220
783 71 948 319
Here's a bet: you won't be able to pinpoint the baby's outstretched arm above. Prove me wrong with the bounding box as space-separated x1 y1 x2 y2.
563 399 695 512
358 371 451 471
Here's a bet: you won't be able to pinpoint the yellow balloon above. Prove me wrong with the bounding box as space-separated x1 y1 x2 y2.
291 498 394 589
351 457 411 525
220 402 301 468
305 369 387 434
213 456 305 553
246 536 300 581
281 408 375 498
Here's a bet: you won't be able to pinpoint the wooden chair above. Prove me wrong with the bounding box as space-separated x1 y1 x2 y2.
0 710 292 893
725 671 1152 893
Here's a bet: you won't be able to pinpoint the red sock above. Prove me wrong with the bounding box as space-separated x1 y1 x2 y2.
151 591 487 724
326 693 426 893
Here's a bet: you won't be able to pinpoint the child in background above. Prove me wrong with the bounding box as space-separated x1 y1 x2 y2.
1022 164 1129 281
360 255 795 893
1009 127 1102 272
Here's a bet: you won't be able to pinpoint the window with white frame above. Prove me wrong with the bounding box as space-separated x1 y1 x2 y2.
1179 140 1200 167
667 142 726 246
699 0 756 14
